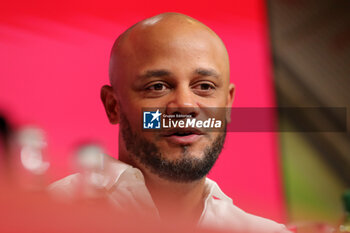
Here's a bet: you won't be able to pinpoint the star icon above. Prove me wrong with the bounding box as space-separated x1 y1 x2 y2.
151 109 161 122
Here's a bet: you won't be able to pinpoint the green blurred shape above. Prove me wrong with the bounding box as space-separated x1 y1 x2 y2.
280 119 346 224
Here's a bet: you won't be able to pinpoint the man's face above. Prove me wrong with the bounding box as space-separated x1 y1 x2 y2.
105 21 234 182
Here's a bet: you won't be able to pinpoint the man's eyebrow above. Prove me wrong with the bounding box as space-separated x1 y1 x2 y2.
194 68 220 78
138 68 219 80
139 69 172 79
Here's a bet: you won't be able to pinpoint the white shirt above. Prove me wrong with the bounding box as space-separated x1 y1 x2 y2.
49 156 290 233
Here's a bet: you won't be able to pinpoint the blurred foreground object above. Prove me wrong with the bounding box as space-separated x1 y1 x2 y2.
0 186 259 233
12 126 50 190
17 126 50 175
287 222 334 233
0 113 13 182
0 186 159 233
74 143 109 198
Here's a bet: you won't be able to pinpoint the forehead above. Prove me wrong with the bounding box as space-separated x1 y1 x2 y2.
111 21 229 84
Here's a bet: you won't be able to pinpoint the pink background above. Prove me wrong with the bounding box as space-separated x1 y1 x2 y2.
0 0 286 222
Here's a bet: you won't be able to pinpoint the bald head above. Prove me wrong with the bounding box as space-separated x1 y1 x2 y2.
109 12 230 88
101 13 235 179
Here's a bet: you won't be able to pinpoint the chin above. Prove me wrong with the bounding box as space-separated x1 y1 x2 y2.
161 146 206 160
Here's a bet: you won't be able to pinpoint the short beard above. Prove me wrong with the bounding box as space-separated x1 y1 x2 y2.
119 112 226 183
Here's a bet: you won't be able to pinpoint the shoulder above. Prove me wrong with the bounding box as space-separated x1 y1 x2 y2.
201 179 291 233
48 173 82 200
48 157 135 199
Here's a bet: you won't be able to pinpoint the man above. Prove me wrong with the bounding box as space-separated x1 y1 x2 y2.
50 12 290 233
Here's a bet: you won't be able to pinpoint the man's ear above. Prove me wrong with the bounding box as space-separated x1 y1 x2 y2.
100 85 120 124
225 83 235 123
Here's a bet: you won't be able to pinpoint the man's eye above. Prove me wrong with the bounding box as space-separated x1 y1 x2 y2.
145 82 170 94
199 83 214 90
146 83 167 91
193 83 216 90
192 82 216 96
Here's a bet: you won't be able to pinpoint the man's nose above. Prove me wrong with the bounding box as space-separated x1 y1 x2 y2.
165 86 199 118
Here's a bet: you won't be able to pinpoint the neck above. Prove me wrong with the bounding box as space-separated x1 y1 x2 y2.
143 168 207 227
119 152 207 227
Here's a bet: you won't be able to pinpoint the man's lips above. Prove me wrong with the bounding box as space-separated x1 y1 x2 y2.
163 134 202 145
161 128 204 145
161 128 203 136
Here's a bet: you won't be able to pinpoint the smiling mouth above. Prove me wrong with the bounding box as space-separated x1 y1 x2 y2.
162 129 204 145
169 131 195 136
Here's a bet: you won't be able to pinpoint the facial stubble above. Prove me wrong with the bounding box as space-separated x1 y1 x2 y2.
120 112 226 183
